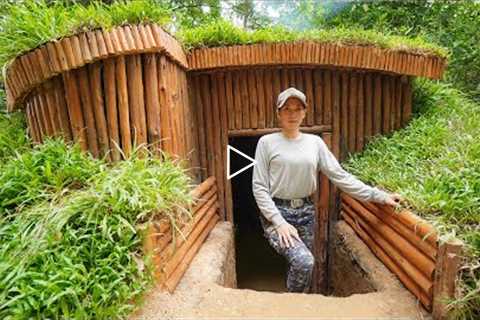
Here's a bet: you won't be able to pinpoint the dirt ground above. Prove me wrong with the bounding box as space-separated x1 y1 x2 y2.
130 221 431 320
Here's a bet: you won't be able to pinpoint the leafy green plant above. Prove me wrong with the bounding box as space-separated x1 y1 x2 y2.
0 146 194 319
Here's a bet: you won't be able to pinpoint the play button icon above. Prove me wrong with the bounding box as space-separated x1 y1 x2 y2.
227 145 257 180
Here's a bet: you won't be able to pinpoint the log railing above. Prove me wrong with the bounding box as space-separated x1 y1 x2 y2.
143 176 219 292
340 193 462 319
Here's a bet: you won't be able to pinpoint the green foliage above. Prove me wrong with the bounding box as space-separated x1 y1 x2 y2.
325 0 480 100
178 18 447 57
0 139 102 214
0 92 29 160
0 144 194 319
343 79 480 319
0 0 172 68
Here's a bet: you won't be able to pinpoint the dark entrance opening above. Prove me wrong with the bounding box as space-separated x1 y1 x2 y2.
228 135 376 296
229 136 287 292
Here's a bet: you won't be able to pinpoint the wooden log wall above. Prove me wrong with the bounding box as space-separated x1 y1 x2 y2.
340 193 463 318
23 53 200 179
189 66 413 223
143 176 220 292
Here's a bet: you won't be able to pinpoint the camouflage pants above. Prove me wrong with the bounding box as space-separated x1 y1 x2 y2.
260 202 316 293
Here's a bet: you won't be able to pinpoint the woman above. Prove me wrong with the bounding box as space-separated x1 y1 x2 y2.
252 87 403 293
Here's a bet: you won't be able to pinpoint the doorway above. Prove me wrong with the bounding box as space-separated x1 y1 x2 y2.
229 136 287 292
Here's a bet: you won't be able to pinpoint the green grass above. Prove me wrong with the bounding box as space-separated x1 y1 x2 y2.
343 79 480 319
177 19 449 57
0 0 172 69
0 3 447 71
0 95 195 320
0 141 194 319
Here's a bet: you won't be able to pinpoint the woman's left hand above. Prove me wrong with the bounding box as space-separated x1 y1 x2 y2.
385 193 404 208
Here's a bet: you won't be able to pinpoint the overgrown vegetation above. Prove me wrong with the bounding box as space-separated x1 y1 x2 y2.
324 1 480 101
0 1 448 71
0 89 194 318
177 18 448 57
343 79 480 319
0 0 172 68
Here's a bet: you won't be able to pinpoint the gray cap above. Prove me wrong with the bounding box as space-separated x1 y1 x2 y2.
276 87 307 110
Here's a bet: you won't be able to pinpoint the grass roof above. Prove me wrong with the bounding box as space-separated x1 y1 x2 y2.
0 1 448 71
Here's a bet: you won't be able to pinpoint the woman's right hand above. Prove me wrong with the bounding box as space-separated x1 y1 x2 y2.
276 222 301 249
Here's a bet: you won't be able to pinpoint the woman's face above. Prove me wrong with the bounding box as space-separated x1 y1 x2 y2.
277 97 306 130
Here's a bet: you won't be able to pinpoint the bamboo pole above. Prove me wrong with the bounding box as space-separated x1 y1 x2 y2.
340 72 349 160
432 239 463 320
158 203 219 282
192 75 208 179
240 70 250 128
342 209 432 310
342 196 436 280
52 77 73 141
373 74 382 137
313 69 323 125
304 69 314 126
256 69 266 129
364 73 373 143
163 214 219 292
263 69 274 128
343 204 435 295
103 59 121 161
89 63 110 160
62 72 88 151
356 72 365 152
126 55 148 150
116 56 132 158
228 125 332 137
247 69 258 129
143 54 162 153
360 200 437 260
332 71 341 159
77 68 100 158
225 72 235 130
348 73 357 154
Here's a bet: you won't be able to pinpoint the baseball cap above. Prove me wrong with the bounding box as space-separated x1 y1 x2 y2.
276 87 307 110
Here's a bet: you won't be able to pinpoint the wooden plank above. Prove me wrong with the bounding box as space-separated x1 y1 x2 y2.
192 75 208 180
158 55 173 154
247 70 258 129
116 56 132 158
225 72 235 130
394 76 403 130
36 93 53 137
364 73 373 143
373 74 382 137
52 77 73 141
62 72 88 150
199 74 214 176
143 54 161 153
228 125 332 137
340 72 349 161
382 76 392 134
402 76 413 126
313 69 323 125
126 55 148 150
432 240 463 319
323 70 332 126
256 69 266 129
103 59 121 161
42 85 61 135
77 68 100 158
232 71 243 129
357 72 365 152
331 71 341 159
342 210 432 310
88 62 110 160
240 70 250 128
348 73 357 155
272 69 282 127
263 68 274 128
210 73 226 218
304 69 314 126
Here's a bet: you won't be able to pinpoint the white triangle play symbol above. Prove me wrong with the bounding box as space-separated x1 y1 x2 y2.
227 145 257 180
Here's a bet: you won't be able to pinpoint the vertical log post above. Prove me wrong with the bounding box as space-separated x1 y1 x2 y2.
432 239 463 320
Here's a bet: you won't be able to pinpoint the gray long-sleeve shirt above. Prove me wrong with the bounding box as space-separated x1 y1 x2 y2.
252 132 390 231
